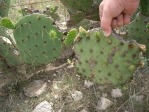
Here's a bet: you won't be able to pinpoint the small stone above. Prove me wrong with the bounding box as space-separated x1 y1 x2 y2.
0 90 7 96
98 86 107 90
80 109 88 112
102 93 108 97
48 80 51 83
32 100 53 112
56 69 63 75
125 111 129 112
67 64 74 69
111 88 123 98
76 74 81 78
0 74 14 89
131 95 144 102
53 82 60 90
54 94 59 99
24 80 47 97
61 22 67 26
97 97 113 110
71 90 83 101
53 73 57 76
84 80 94 88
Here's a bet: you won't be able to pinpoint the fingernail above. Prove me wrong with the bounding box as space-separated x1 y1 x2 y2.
103 31 110 37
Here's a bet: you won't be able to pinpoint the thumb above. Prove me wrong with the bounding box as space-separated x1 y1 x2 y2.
101 10 112 37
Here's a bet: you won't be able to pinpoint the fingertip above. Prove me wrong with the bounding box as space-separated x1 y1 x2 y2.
123 14 131 25
100 7 112 36
111 19 118 29
117 14 124 27
101 18 112 36
103 30 111 37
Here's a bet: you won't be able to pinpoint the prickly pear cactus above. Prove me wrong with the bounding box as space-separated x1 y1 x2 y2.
0 0 11 17
13 14 63 66
61 0 101 27
74 28 143 85
125 14 149 58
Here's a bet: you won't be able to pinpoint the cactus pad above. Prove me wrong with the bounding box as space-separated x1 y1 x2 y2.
13 14 63 66
0 17 14 29
64 28 77 47
125 13 149 58
74 28 143 85
61 0 94 12
61 0 101 27
0 37 22 67
0 0 11 17
43 5 60 21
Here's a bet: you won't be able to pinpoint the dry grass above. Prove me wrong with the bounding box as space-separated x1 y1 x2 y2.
0 64 149 112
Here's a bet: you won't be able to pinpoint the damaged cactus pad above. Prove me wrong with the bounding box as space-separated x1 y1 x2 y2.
74 28 144 85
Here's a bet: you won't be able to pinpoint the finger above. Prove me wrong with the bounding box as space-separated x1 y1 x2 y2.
99 2 104 20
101 7 112 36
117 14 124 27
111 19 118 29
123 14 131 25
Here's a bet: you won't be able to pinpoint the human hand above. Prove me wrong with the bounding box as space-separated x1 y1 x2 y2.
99 0 140 36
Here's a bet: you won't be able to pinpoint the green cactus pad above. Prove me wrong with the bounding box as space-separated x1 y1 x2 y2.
0 37 22 67
74 28 142 85
64 28 77 47
0 0 11 17
61 0 101 27
13 14 63 66
0 25 9 38
0 17 14 29
125 13 149 57
61 0 93 12
67 11 86 27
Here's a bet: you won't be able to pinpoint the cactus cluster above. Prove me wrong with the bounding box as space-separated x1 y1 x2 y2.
0 13 64 67
74 28 143 85
0 0 148 86
60 0 101 27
